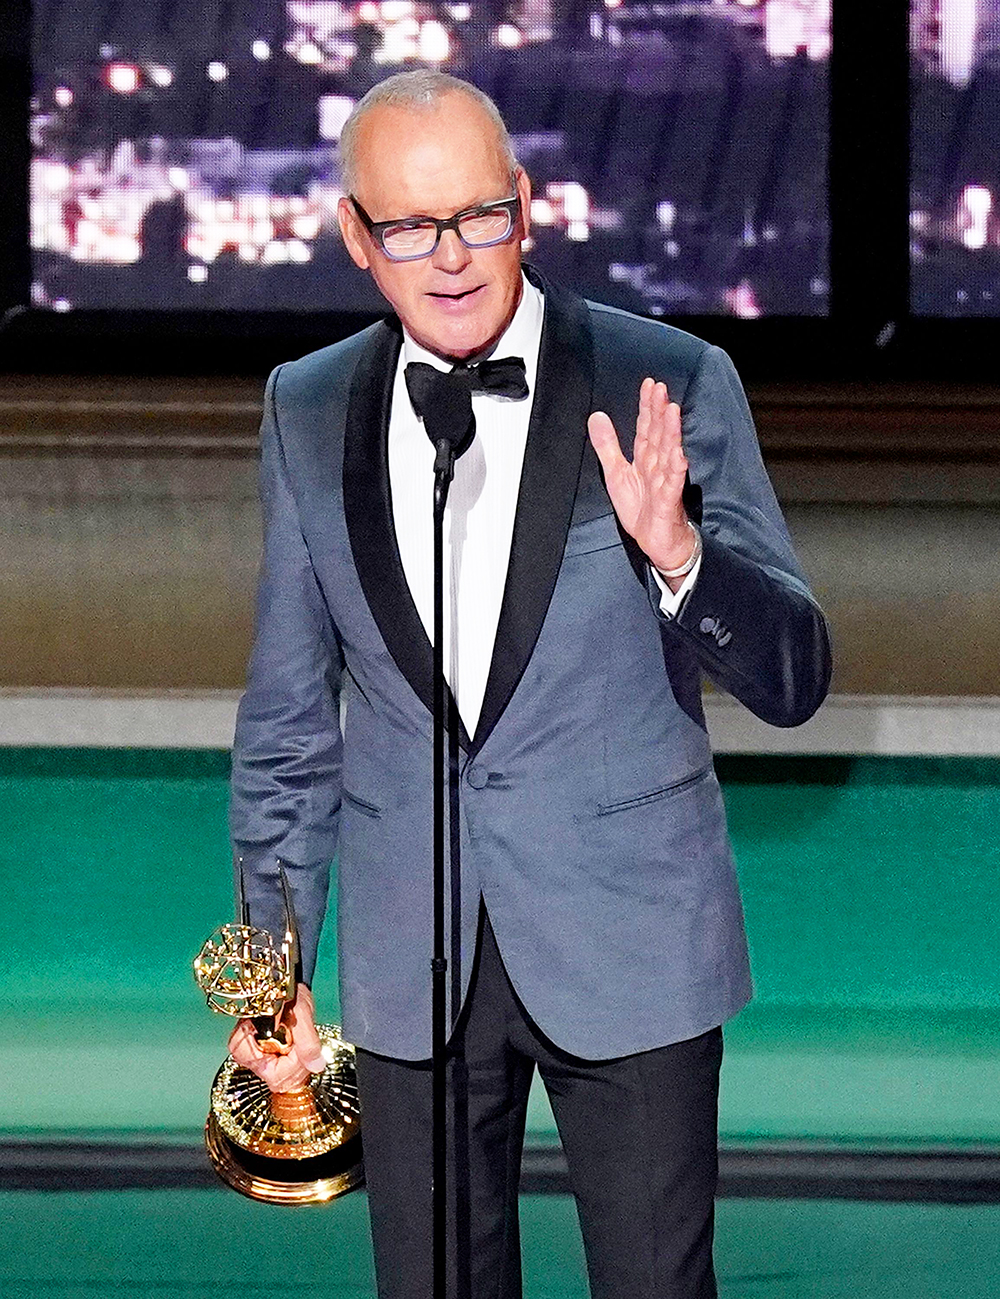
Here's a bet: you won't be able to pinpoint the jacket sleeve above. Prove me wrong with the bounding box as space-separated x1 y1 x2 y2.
649 344 832 727
229 365 344 985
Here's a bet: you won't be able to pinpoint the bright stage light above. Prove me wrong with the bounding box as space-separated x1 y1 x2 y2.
496 24 523 49
420 21 450 63
530 199 555 226
106 63 140 94
960 185 992 251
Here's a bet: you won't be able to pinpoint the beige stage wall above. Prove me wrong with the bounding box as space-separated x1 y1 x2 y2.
2 376 998 695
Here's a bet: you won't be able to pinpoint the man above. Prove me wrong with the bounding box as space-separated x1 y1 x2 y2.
228 70 831 1299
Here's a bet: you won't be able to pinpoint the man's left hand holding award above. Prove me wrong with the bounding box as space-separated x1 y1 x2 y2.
192 864 364 1204
227 984 326 1092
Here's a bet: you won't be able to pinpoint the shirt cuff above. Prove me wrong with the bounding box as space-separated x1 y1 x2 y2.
648 556 702 618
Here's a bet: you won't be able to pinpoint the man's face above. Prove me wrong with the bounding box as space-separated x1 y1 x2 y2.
337 93 531 361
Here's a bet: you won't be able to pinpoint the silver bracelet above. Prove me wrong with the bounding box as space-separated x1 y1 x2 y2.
655 522 702 580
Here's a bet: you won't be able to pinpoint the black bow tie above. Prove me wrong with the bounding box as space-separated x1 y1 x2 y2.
404 356 528 419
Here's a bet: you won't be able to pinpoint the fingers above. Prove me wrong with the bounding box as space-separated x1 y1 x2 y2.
658 397 687 479
589 379 686 545
228 1023 313 1091
262 1053 314 1093
633 376 655 466
286 987 327 1074
587 410 628 482
226 997 328 1094
637 379 685 477
603 378 684 479
228 1018 262 1067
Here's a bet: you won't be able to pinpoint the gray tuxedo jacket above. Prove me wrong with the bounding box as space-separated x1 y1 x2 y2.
230 270 831 1061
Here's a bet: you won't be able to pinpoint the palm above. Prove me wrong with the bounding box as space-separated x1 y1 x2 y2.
587 377 692 574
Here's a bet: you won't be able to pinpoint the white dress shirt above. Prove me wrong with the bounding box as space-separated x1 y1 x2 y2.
388 273 699 735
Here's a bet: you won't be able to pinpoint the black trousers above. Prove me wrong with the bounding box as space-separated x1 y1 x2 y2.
355 909 723 1299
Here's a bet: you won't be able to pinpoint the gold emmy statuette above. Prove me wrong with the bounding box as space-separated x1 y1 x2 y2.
193 866 363 1205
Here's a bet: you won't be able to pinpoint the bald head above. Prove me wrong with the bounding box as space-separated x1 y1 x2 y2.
339 71 516 198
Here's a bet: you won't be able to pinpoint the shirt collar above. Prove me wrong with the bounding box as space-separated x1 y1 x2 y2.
401 272 544 378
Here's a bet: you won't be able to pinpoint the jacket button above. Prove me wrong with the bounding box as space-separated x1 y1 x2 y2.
467 766 488 790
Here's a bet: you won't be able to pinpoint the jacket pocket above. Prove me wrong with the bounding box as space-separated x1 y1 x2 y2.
597 764 712 816
342 788 382 819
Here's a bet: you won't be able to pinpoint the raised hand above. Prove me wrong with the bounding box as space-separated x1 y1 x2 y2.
227 983 328 1093
587 377 696 585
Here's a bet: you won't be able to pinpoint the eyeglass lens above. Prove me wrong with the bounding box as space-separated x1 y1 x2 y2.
382 207 513 258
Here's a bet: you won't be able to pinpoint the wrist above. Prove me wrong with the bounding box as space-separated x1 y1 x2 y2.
652 521 701 580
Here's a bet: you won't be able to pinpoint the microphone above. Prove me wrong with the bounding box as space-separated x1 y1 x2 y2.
409 367 476 483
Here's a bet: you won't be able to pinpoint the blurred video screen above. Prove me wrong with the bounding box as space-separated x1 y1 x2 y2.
911 0 1000 316
32 1 830 318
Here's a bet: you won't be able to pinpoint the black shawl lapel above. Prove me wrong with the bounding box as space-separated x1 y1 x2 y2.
344 317 473 749
470 270 595 757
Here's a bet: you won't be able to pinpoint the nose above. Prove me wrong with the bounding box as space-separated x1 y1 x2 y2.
431 227 471 273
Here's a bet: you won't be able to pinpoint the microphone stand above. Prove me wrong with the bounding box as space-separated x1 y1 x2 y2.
417 368 475 1299
431 442 451 1299
432 416 477 1298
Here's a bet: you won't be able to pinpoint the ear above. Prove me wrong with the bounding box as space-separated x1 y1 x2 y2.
515 166 532 243
337 196 371 271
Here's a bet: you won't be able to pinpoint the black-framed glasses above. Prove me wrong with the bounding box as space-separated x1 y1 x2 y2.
350 193 520 262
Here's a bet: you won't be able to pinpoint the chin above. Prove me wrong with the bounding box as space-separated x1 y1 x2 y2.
434 313 506 360
443 335 491 360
